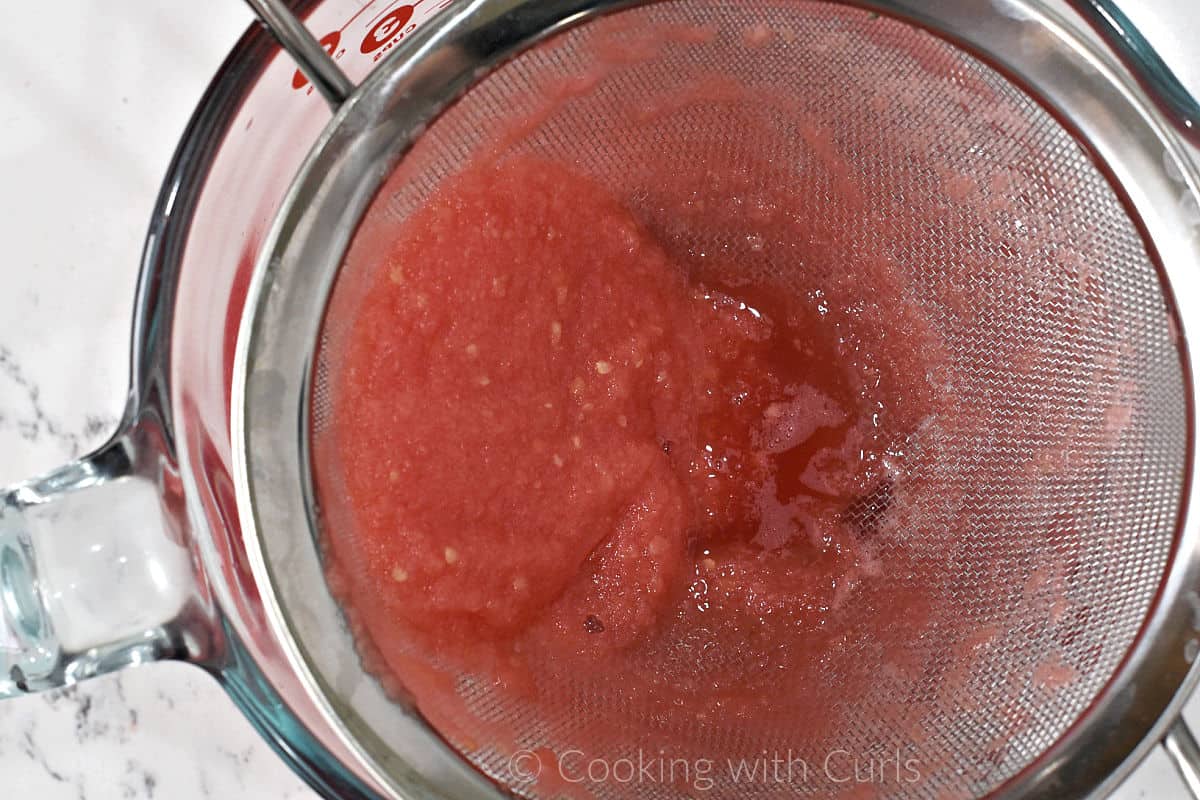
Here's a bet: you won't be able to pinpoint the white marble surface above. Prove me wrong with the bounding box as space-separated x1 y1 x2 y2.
0 1 1198 798
0 2 314 798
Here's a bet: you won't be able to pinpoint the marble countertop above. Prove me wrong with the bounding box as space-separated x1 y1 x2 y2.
0 3 312 797
0 1 1197 798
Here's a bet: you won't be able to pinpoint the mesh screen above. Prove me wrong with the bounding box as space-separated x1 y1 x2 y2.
310 3 1186 798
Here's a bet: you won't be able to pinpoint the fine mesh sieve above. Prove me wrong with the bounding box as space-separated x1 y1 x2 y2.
234 1 1200 799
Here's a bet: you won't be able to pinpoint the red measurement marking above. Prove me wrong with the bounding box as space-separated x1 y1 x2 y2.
337 0 430 34
338 1 380 33
292 30 343 89
288 0 448 93
363 0 429 30
361 5 414 53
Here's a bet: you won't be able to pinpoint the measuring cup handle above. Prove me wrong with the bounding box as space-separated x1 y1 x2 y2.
1069 0 1200 146
0 421 215 698
1165 717 1200 797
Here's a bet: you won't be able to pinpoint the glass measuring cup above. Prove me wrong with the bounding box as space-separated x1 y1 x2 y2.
3 2 1200 798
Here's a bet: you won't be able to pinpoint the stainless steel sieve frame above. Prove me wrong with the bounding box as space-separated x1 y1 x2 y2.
234 1 1200 798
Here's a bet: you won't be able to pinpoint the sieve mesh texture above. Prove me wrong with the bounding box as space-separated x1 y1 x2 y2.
311 3 1186 798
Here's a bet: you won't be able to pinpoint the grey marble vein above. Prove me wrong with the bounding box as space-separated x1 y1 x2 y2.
0 345 119 459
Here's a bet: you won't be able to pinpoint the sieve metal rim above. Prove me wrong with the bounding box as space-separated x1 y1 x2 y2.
231 1 1200 798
